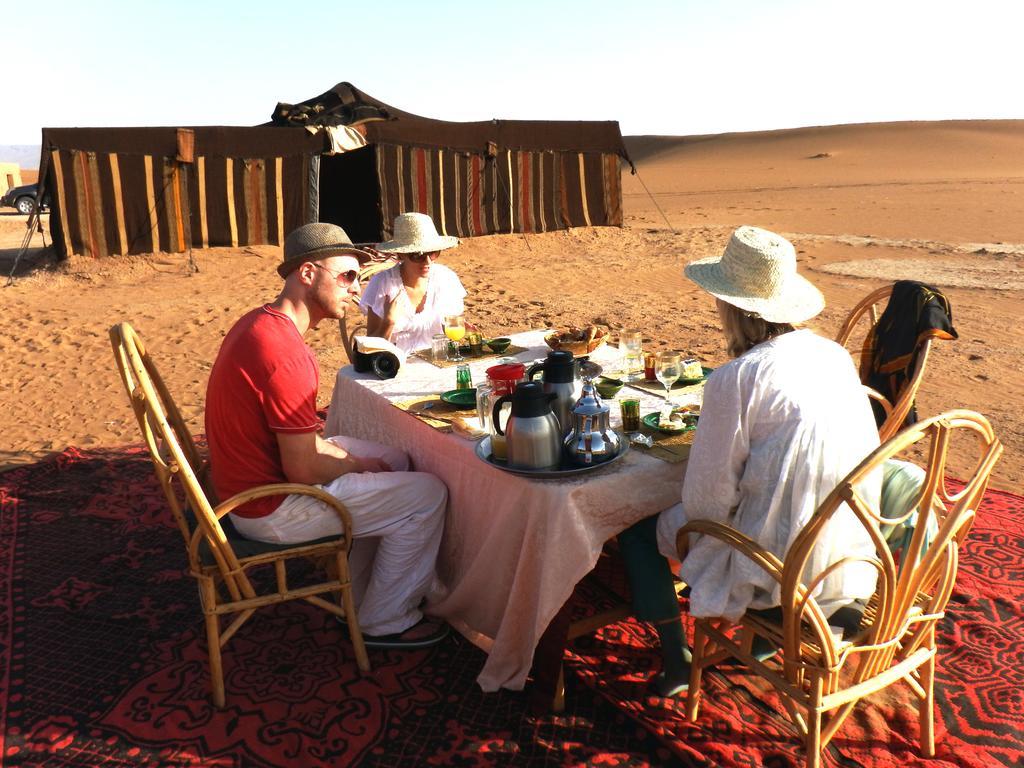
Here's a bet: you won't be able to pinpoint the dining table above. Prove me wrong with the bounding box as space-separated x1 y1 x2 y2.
324 329 698 696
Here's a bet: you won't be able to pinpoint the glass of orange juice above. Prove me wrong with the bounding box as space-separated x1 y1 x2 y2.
443 315 466 362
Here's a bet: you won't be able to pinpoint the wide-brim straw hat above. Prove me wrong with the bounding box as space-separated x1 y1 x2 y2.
377 212 459 254
684 226 825 323
278 222 371 278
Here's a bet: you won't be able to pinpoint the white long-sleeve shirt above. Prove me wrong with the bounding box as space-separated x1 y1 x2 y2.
360 264 466 353
657 329 881 621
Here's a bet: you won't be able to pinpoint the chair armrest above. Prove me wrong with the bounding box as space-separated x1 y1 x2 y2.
863 385 893 416
187 483 356 568
213 483 353 526
680 520 785 583
681 519 842 662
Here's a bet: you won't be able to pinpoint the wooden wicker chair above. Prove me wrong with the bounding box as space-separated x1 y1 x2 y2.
835 285 932 442
109 322 370 708
678 409 1002 768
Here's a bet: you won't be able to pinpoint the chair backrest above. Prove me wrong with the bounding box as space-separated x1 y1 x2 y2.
834 284 932 442
109 323 247 589
780 409 1002 688
339 310 365 363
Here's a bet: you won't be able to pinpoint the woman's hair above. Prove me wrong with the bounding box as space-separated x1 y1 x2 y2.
717 298 796 358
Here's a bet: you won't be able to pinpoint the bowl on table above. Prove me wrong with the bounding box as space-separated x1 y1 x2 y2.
543 325 609 356
485 337 512 354
594 376 624 399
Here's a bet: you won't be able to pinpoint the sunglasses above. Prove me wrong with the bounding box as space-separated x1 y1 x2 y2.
407 251 440 263
312 262 359 285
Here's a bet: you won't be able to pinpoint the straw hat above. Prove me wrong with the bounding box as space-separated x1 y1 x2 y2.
377 212 459 254
684 226 825 323
278 222 370 278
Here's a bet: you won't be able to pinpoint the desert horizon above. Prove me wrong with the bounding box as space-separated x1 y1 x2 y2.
2 118 1022 489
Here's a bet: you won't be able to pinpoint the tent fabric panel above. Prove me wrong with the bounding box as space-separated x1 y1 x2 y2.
149 156 174 253
200 157 232 247
373 143 623 238
40 128 316 258
41 126 323 159
441 150 461 238
107 153 128 255
229 158 248 247
602 153 623 226
365 117 627 156
119 154 156 255
189 157 207 248
276 155 313 241
47 150 72 258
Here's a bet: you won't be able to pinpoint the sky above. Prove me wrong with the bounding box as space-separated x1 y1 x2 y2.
2 0 1022 145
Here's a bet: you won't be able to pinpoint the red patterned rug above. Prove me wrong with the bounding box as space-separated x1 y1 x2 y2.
0 447 677 767
2 448 1022 767
566 483 1024 768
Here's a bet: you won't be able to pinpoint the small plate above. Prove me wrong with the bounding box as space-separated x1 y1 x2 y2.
440 388 477 409
643 410 699 434
678 366 713 386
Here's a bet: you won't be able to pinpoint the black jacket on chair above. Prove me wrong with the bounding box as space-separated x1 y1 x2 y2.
861 280 957 428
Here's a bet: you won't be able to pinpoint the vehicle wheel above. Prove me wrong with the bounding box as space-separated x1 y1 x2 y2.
15 197 35 215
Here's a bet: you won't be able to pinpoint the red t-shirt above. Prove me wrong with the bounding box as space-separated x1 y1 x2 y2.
205 305 320 518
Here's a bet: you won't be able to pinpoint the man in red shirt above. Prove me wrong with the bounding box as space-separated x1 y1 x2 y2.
206 222 448 649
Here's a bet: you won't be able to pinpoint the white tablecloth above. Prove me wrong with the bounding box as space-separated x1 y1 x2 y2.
324 330 689 691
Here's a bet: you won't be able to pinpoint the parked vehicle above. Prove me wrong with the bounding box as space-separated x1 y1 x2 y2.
0 183 50 215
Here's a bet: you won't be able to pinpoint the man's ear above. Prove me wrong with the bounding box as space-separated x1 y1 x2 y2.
295 261 318 285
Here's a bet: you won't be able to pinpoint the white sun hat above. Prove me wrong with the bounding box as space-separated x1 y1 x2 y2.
684 226 825 323
377 212 459 254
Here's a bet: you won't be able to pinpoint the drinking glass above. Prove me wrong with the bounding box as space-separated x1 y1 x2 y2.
618 329 644 381
619 397 641 434
476 383 494 433
655 351 682 404
444 315 466 363
430 333 449 362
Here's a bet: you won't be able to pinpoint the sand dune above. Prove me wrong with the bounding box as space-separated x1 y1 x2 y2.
1 120 1022 489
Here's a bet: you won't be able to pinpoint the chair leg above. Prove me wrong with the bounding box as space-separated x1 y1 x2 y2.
200 580 226 709
919 651 936 757
686 622 707 722
337 552 370 673
806 677 823 768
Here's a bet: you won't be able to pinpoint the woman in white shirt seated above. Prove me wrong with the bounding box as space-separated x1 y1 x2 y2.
362 212 467 353
620 226 881 697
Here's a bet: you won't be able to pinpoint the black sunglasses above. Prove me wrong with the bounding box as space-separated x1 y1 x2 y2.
407 251 440 263
312 263 359 284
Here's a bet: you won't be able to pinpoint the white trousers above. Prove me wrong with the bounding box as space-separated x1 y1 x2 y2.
230 436 448 636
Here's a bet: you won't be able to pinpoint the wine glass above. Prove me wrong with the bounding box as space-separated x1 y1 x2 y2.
655 351 682 406
443 315 467 363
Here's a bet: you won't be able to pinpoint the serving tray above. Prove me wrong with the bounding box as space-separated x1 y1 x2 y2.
473 435 628 479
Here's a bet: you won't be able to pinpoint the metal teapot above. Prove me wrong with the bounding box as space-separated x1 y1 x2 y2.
563 371 622 466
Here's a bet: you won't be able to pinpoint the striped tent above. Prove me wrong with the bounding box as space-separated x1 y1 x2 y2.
38 84 630 259
277 83 630 244
39 127 324 259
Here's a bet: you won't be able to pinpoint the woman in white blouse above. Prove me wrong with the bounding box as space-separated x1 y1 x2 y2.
362 212 467 353
621 226 881 697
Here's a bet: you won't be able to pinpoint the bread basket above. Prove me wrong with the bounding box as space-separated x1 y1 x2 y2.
543 325 609 356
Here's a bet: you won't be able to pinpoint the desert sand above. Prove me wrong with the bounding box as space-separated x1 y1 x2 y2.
1 120 1021 489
